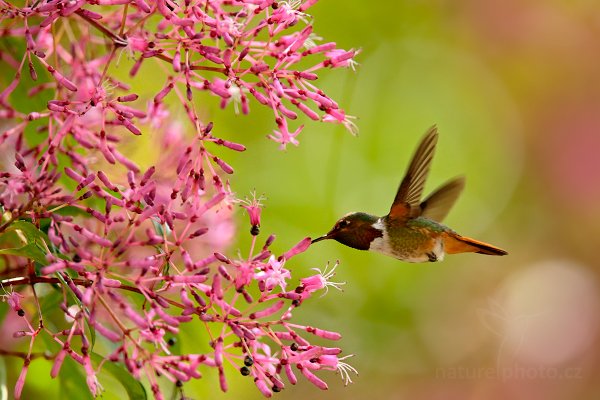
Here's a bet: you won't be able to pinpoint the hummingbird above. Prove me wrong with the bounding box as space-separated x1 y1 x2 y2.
311 126 507 262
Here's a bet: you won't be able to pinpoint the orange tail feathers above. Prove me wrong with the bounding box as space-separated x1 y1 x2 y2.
443 233 508 256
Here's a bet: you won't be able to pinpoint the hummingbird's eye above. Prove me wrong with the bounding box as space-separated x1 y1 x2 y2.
338 219 350 228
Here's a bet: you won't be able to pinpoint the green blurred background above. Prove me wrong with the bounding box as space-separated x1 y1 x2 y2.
5 0 600 399
212 1 600 399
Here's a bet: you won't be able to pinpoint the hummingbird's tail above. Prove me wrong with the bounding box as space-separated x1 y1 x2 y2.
443 233 508 256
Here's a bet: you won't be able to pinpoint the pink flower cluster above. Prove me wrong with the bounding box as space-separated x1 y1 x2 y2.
1 0 358 149
0 0 357 398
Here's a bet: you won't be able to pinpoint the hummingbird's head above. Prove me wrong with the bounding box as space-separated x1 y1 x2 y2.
311 212 382 250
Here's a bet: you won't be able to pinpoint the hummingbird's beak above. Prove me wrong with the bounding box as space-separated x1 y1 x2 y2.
311 234 330 244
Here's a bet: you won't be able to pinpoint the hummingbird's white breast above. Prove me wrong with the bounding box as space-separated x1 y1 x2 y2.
369 219 446 263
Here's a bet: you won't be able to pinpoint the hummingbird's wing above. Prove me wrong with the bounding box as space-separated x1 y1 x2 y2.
388 126 438 221
420 176 465 222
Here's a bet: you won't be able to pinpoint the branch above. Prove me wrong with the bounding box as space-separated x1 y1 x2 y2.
75 9 127 47
1 276 184 308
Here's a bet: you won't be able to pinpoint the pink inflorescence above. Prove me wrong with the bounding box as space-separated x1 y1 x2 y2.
0 0 358 149
0 0 357 398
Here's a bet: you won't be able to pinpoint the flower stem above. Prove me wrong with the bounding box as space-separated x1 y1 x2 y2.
75 9 127 47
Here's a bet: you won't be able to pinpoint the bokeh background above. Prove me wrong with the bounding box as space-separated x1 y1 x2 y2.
4 1 600 399
216 1 600 399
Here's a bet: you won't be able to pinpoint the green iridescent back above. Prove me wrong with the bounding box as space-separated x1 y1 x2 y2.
383 216 452 255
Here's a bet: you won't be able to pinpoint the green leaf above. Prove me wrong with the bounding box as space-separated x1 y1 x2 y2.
5 220 50 244
59 357 94 400
151 218 165 237
85 316 96 351
0 303 8 327
39 288 63 322
51 273 95 349
37 329 61 355
0 221 49 265
52 205 90 217
0 357 7 400
91 353 147 400
0 243 47 265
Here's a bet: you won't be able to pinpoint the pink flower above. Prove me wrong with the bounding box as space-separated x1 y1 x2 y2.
143 101 170 130
323 108 359 136
255 256 291 292
282 237 312 259
301 354 357 386
300 261 345 295
0 0 357 398
325 49 360 70
268 118 304 150
0 286 24 316
238 191 264 235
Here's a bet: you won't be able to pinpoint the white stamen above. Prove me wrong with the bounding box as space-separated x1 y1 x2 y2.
336 354 358 385
311 261 346 296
